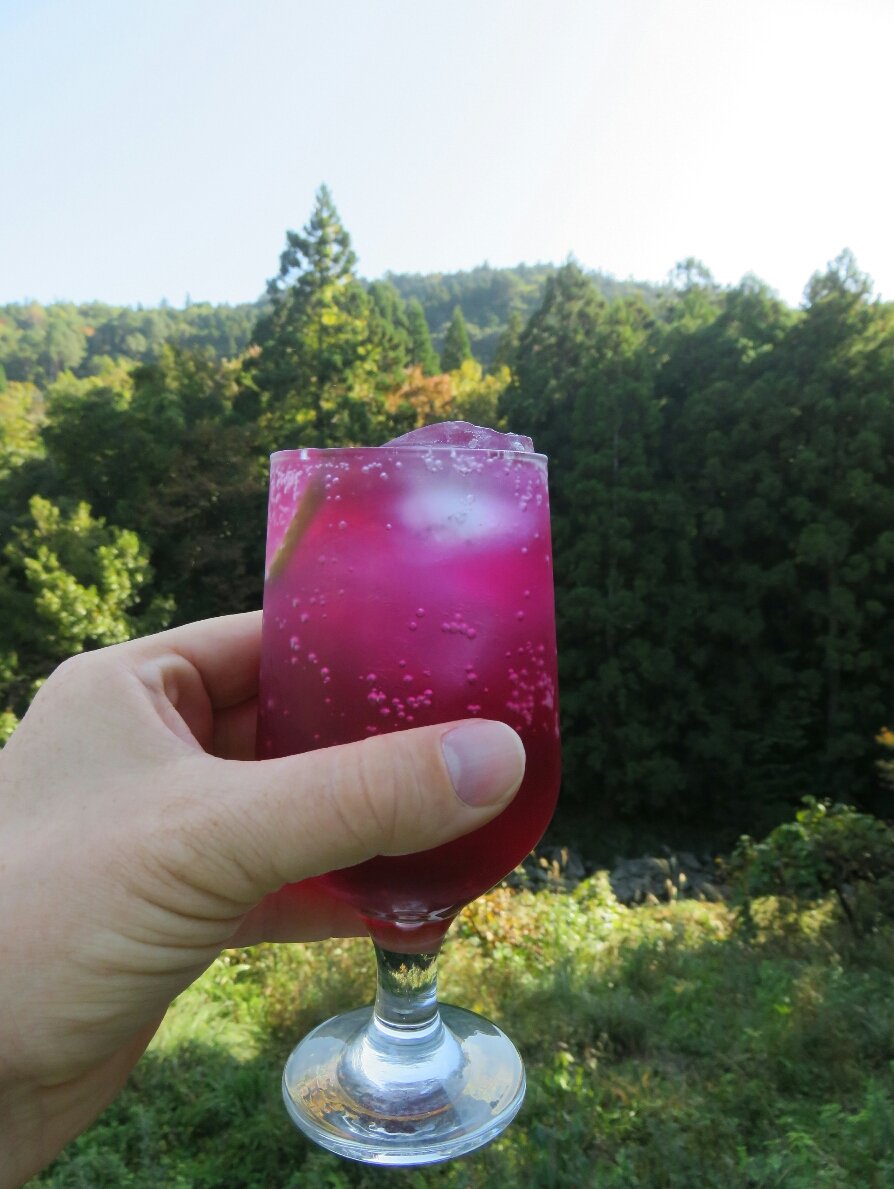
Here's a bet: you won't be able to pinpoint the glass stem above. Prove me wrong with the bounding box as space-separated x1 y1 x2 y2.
371 943 443 1044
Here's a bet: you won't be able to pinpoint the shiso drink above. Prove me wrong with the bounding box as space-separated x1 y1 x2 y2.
257 422 560 1165
258 423 560 949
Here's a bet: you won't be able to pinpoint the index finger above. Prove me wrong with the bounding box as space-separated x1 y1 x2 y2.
127 610 263 709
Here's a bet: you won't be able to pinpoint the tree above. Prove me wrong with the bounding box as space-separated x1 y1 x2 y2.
657 275 802 827
765 253 894 805
367 280 411 383
0 496 173 731
406 298 440 375
440 305 473 372
502 263 607 482
0 382 44 480
251 185 389 447
492 309 524 372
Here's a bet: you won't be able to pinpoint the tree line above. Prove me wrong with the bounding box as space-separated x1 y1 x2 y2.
1 185 892 841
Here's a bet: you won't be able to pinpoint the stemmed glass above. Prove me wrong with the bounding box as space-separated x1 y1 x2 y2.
256 425 560 1165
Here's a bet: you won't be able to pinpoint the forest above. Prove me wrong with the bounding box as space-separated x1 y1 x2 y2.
2 185 893 849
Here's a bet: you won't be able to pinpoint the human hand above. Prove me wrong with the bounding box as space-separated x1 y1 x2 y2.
0 612 524 1185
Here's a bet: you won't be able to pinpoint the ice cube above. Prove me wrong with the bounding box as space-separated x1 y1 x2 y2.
385 421 534 452
398 483 515 543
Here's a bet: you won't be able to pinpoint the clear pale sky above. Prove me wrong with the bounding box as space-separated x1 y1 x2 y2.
1 0 891 308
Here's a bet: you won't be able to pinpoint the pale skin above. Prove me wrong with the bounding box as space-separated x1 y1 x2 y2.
0 612 525 1186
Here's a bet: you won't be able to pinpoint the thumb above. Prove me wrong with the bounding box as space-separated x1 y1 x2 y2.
184 719 525 906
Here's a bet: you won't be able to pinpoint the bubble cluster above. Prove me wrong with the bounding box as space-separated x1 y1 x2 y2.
505 640 556 729
441 613 478 640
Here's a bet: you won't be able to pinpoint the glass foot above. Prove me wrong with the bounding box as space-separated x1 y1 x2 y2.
282 1003 526 1166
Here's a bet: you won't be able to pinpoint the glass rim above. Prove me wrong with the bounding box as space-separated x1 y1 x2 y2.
270 446 547 463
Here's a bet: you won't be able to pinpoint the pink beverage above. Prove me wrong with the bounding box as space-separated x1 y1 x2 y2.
257 424 560 951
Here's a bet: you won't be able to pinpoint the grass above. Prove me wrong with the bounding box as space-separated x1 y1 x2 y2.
31 876 894 1188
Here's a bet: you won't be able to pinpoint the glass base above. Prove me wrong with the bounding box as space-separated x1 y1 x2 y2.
282 1002 526 1166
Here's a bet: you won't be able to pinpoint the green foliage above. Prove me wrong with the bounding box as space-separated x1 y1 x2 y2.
405 298 439 375
366 280 411 383
439 304 473 372
0 381 44 478
2 187 894 837
0 300 255 387
251 185 396 449
32 884 894 1187
731 797 894 936
0 496 173 726
3 496 173 647
387 263 662 366
501 252 894 830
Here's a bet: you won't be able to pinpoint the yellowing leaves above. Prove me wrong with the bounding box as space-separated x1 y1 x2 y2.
385 360 511 430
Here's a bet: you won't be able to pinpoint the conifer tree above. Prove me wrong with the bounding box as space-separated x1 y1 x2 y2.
440 305 473 372
367 280 411 383
251 185 385 447
406 299 439 375
492 309 524 373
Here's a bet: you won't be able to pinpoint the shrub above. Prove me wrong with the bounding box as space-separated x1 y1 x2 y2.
731 796 894 936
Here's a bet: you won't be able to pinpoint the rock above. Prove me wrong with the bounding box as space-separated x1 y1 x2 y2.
609 853 728 905
502 845 729 905
504 845 589 892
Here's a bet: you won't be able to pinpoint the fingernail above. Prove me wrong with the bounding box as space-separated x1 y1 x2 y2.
441 721 526 807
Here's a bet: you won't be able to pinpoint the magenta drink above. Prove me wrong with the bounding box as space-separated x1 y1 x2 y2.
258 425 560 946
257 422 560 1164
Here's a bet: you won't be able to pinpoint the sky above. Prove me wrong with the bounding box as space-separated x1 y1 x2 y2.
1 0 892 309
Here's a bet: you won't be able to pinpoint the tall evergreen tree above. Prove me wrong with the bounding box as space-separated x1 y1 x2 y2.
406 298 439 375
440 305 473 372
367 280 411 382
251 185 386 448
492 309 524 373
659 277 803 827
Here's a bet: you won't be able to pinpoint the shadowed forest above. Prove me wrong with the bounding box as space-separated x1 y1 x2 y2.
6 186 894 1187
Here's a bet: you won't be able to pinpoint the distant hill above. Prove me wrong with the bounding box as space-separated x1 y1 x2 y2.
0 265 665 384
383 263 665 364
